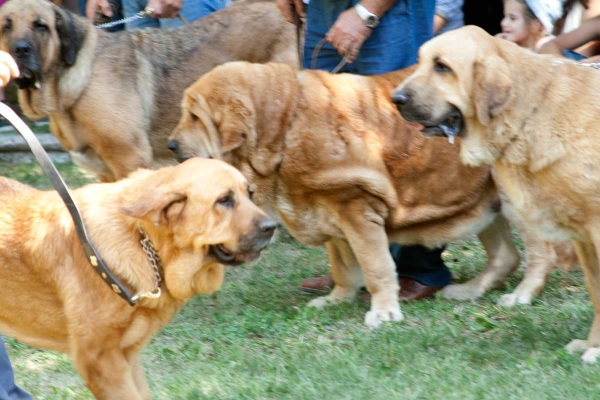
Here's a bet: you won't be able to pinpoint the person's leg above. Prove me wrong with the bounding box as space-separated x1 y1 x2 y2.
0 337 31 400
124 0 159 30
159 0 230 28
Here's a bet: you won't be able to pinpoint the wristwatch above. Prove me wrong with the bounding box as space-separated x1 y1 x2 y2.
354 4 380 29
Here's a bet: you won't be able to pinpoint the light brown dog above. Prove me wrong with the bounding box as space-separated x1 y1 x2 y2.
167 61 573 327
0 158 275 398
0 0 296 182
393 25 600 363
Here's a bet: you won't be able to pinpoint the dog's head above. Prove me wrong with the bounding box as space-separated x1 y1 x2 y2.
392 26 514 166
168 62 296 176
0 0 87 90
121 158 276 299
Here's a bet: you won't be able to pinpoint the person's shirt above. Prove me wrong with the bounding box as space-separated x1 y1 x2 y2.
435 0 464 35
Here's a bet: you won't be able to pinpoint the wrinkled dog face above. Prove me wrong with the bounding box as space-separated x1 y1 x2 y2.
0 0 85 89
168 72 255 171
392 26 514 165
122 158 275 299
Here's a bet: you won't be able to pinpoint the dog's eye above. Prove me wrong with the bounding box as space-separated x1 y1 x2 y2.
248 187 255 202
33 21 49 32
2 19 11 33
434 59 452 74
216 192 235 208
190 113 199 122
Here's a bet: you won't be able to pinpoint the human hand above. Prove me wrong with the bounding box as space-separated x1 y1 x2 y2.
582 55 600 63
146 0 184 18
0 51 19 88
276 0 305 24
86 0 113 21
326 7 373 63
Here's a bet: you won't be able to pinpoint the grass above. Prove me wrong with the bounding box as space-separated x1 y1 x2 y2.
1 161 599 399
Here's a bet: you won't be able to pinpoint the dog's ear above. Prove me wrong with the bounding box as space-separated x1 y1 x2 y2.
473 55 513 126
54 6 85 67
219 96 255 154
121 192 188 226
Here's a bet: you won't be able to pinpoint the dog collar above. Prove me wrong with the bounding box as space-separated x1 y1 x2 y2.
131 229 164 302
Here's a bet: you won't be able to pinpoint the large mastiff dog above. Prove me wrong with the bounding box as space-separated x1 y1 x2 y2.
393 26 600 362
0 0 296 181
0 158 275 398
167 61 569 327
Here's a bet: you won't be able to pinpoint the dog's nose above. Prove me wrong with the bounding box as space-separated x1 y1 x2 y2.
258 218 277 236
13 41 32 57
168 140 180 153
391 89 410 105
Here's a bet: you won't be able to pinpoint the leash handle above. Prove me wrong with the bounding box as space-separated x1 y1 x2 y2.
311 38 351 73
0 103 137 305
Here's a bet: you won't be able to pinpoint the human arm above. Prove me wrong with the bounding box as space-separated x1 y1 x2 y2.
434 0 463 35
86 0 183 21
434 15 447 35
0 51 19 87
276 0 305 25
86 0 113 21
326 0 398 63
539 15 600 55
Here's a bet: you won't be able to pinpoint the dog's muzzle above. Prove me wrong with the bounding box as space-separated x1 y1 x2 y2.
392 88 464 144
210 217 276 265
11 40 41 90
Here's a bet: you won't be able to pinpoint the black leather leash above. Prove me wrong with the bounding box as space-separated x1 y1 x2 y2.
0 103 138 305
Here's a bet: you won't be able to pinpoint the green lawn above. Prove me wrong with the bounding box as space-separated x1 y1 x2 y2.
1 162 599 399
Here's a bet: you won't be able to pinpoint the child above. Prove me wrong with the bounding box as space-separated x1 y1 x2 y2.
497 0 563 52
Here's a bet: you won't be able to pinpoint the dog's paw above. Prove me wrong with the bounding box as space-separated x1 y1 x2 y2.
565 339 600 363
442 283 484 301
497 292 532 307
582 348 600 364
565 339 589 354
307 296 333 309
364 304 404 328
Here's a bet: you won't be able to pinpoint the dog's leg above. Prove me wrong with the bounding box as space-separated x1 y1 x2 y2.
443 215 520 301
307 238 363 308
333 202 402 328
498 233 555 307
127 351 151 400
74 345 144 399
566 240 600 364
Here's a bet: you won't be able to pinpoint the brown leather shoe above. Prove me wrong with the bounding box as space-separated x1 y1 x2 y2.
398 277 443 301
301 275 335 293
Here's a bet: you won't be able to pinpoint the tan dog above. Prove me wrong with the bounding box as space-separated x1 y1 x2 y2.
0 0 296 182
166 61 572 327
393 25 600 363
0 158 275 398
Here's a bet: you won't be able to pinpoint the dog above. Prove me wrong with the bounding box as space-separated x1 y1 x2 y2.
0 0 297 182
166 61 575 328
393 25 600 363
0 158 275 398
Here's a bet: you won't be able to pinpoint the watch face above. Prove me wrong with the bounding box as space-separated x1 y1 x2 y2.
366 15 378 28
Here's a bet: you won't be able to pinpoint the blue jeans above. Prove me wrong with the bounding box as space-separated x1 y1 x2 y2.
304 0 435 74
123 0 229 30
0 337 30 400
304 0 451 286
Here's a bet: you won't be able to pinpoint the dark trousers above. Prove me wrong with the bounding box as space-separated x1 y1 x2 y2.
0 337 31 400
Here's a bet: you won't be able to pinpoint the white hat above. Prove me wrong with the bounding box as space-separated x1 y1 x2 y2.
525 0 563 33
